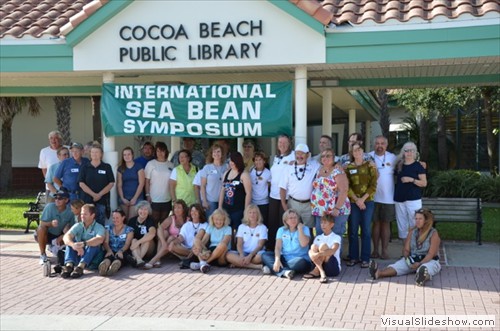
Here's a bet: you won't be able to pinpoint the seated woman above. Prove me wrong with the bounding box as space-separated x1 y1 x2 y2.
170 204 208 268
98 209 134 276
305 214 341 284
369 208 441 287
226 204 268 270
127 201 157 268
190 208 232 273
261 209 312 280
145 199 189 269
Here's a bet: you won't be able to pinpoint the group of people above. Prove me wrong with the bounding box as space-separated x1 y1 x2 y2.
35 130 440 286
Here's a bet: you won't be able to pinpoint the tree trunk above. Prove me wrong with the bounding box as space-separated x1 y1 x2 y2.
0 118 13 192
419 117 430 163
54 96 72 145
482 88 499 176
437 114 448 170
91 96 102 144
377 89 391 138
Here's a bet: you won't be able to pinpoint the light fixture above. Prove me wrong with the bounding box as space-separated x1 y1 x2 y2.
309 79 339 87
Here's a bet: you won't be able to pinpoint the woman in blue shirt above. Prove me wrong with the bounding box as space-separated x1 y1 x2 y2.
117 147 145 220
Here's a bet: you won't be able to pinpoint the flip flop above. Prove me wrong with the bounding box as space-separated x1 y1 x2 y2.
346 260 359 267
370 252 380 258
302 273 320 279
319 277 329 284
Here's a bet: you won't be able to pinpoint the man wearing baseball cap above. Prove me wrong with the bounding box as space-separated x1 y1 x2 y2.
54 142 89 201
35 190 75 265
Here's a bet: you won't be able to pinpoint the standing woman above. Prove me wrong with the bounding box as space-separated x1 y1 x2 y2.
78 143 115 225
219 151 252 234
170 149 198 207
267 134 295 250
311 147 350 237
145 142 173 226
117 147 145 220
249 151 271 227
345 141 378 268
200 144 227 218
98 209 134 277
394 142 427 240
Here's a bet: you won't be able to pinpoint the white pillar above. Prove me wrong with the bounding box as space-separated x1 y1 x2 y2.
348 109 356 135
295 66 308 146
237 137 244 154
365 120 371 149
322 88 332 136
170 137 181 161
102 72 118 219
270 137 276 162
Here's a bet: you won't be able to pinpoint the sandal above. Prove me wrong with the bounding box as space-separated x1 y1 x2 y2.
153 261 162 268
319 277 329 284
360 261 370 268
369 260 378 280
70 266 84 278
415 266 429 287
346 260 359 267
302 273 320 279
61 264 73 279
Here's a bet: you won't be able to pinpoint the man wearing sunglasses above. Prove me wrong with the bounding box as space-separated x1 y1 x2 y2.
35 190 74 265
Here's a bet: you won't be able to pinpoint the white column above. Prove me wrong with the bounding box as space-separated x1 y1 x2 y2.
348 109 356 135
102 72 118 219
170 137 181 161
295 66 308 146
322 88 332 136
237 137 244 154
270 137 276 162
365 120 371 149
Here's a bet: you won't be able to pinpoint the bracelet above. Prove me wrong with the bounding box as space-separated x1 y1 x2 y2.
145 193 150 197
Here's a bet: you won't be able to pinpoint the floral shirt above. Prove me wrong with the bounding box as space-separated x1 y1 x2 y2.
311 168 351 216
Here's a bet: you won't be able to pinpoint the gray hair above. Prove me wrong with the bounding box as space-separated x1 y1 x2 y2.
135 200 152 214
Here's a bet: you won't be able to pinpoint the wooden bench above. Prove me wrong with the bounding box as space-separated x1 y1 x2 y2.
22 191 46 233
422 197 483 245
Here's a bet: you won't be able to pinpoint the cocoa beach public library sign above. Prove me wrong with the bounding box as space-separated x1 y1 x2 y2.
101 82 292 138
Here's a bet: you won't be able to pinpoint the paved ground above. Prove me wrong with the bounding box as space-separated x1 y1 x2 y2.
0 230 499 330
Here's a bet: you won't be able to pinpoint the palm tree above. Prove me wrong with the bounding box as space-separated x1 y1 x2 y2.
53 96 71 145
377 89 390 138
0 97 41 192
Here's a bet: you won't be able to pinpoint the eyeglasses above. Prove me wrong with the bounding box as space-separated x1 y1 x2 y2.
321 154 333 158
404 149 415 153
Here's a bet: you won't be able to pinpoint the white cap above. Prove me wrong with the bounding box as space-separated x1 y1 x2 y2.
295 143 309 153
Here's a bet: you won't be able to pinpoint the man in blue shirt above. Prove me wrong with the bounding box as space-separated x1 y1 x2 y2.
54 142 89 201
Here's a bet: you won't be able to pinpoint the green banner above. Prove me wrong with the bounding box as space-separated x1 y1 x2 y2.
101 81 292 138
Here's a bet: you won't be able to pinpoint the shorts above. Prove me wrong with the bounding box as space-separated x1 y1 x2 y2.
151 201 172 213
323 255 340 277
373 203 395 223
228 250 265 256
47 232 60 242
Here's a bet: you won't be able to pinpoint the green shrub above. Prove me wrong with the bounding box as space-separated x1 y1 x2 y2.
425 170 480 198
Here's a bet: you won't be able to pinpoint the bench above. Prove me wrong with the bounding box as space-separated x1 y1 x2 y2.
422 197 483 245
22 191 46 233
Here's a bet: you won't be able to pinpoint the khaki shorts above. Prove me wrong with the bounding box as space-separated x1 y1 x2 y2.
372 202 395 223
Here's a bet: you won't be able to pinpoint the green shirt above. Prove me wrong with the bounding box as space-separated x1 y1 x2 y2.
346 161 378 202
68 220 105 242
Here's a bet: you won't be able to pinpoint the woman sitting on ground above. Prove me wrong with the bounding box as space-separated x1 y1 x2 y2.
127 201 156 269
305 214 341 284
99 209 134 276
261 209 312 280
225 204 268 270
190 208 232 273
369 208 441 287
145 199 189 269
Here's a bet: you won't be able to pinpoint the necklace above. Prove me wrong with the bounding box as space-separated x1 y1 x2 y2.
294 163 306 181
254 168 264 184
322 167 333 175
192 222 200 236
375 152 386 168
275 155 284 165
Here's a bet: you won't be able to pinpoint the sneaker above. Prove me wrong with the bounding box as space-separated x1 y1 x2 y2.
61 264 73 279
153 261 162 268
53 264 62 274
136 261 146 269
43 261 51 277
179 258 191 269
200 264 211 273
70 266 84 279
143 263 153 270
107 260 121 276
284 270 295 280
98 259 111 276
39 254 48 265
415 266 429 287
262 265 271 275
369 260 378 280
190 262 201 270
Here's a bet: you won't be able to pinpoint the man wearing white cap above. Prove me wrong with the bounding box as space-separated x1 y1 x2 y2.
279 144 320 232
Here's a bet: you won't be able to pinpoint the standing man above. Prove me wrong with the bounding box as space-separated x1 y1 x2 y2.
38 130 63 202
35 190 74 265
369 135 397 260
311 135 333 163
61 204 105 278
279 144 320 234
45 147 69 199
171 137 205 169
135 141 155 169
54 142 89 202
339 132 374 167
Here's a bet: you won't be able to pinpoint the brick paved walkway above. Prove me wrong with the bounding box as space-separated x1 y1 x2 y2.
0 231 499 330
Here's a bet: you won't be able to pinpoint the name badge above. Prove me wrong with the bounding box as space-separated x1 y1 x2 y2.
119 234 126 239
232 180 240 185
210 170 217 175
71 168 79 173
88 231 95 236
349 169 358 175
98 170 106 174
140 225 147 235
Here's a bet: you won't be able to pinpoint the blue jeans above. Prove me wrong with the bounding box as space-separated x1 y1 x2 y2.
95 203 106 226
315 214 349 237
64 245 101 266
205 201 218 219
261 251 312 277
226 209 244 231
348 201 375 263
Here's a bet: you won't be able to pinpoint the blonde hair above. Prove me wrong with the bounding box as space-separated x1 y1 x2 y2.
242 204 264 226
209 208 231 227
282 209 302 229
414 208 435 244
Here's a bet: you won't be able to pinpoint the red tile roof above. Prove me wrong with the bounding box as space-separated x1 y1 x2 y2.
0 0 499 39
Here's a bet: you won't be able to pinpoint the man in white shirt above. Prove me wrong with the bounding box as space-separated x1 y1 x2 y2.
369 135 397 260
38 130 63 203
279 144 320 231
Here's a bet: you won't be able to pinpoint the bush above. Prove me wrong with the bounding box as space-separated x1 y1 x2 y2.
424 170 500 202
